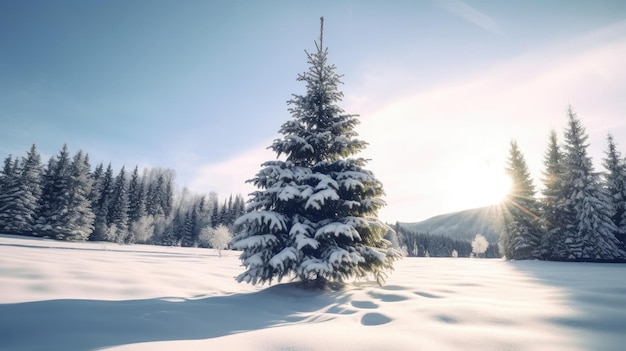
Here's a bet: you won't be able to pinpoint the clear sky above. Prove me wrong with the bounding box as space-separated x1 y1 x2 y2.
2 0 626 223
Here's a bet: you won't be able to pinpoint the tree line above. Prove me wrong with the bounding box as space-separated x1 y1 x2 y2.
394 225 500 258
0 143 244 247
500 106 626 261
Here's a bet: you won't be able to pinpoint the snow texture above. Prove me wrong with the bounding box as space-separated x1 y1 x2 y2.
2 234 626 351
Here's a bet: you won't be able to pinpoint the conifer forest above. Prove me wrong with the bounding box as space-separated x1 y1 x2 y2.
0 143 245 247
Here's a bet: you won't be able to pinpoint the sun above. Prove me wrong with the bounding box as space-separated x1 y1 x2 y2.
479 169 512 206
450 163 512 210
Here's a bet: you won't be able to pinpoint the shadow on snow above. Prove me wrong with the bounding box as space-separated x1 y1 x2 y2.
0 284 349 351
507 260 626 351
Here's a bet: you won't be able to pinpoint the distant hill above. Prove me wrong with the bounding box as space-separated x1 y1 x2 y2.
398 206 506 243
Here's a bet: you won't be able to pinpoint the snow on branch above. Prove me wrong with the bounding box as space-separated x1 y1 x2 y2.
243 252 265 267
306 173 339 191
336 170 373 182
339 178 364 191
269 247 298 271
296 234 320 250
360 198 386 209
232 234 278 250
278 185 301 201
289 221 312 237
234 211 287 232
286 135 315 154
342 200 361 209
343 216 369 228
315 222 362 241
363 247 388 262
305 188 340 210
300 258 332 276
328 248 361 265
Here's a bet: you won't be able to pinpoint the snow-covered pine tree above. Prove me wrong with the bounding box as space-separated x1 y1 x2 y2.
108 167 130 243
602 134 626 248
126 166 146 244
233 18 399 288
36 144 73 238
0 156 25 234
540 130 568 259
557 106 624 260
144 170 174 218
65 151 95 240
500 141 542 260
183 211 195 246
37 146 95 240
14 144 43 234
127 166 146 223
0 155 14 196
90 163 114 241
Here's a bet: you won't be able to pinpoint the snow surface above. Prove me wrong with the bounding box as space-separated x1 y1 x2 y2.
1 234 625 351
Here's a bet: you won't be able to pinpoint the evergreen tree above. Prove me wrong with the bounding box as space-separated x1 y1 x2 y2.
126 166 146 244
210 203 219 228
36 144 73 238
180 210 195 247
189 204 200 246
232 194 246 225
89 163 104 205
233 18 399 288
16 145 43 234
602 134 626 247
36 156 56 232
109 167 130 243
540 130 567 259
557 107 624 260
146 171 172 218
65 151 95 240
500 141 542 259
219 200 228 226
90 164 114 241
161 171 174 218
127 166 146 223
0 155 13 193
37 146 94 240
0 156 27 234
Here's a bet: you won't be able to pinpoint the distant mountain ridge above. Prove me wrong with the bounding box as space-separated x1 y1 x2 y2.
399 206 506 243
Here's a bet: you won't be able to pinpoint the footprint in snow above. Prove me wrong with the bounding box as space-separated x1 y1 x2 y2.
351 300 378 309
361 312 392 326
435 314 459 324
414 291 443 299
368 291 409 302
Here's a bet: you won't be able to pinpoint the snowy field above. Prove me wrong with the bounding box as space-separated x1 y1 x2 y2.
1 234 625 351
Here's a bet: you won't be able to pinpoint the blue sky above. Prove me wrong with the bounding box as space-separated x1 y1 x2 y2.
2 0 626 222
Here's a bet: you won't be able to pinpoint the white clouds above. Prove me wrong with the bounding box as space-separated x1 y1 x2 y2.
355 22 626 222
187 142 276 198
435 0 505 36
185 21 626 223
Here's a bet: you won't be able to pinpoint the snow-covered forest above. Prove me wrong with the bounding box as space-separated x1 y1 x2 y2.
0 143 245 247
499 107 626 262
396 227 501 258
